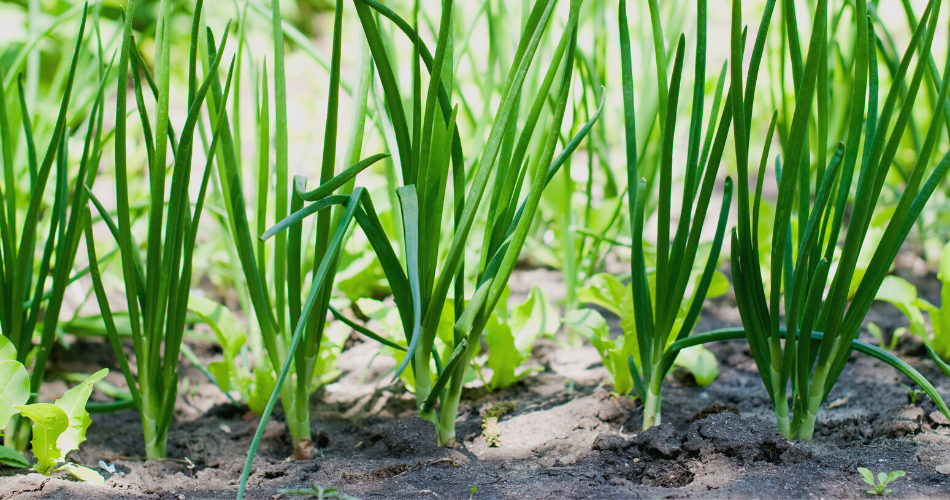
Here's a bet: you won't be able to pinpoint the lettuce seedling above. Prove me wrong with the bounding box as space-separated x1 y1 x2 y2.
873 240 950 359
482 287 557 391
567 266 727 396
858 467 904 496
0 336 30 467
14 369 108 484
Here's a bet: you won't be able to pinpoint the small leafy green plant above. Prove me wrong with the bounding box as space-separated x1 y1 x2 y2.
2 338 106 484
873 240 950 360
858 467 905 496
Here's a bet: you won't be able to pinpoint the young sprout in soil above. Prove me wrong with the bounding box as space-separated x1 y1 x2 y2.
902 384 926 405
727 0 950 440
858 468 905 496
277 483 362 500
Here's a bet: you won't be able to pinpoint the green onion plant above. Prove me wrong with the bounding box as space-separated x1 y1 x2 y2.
728 0 950 440
347 0 600 447
200 0 395 460
615 0 733 430
84 0 237 458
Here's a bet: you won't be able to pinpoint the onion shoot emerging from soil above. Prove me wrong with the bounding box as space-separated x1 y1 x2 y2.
728 0 950 440
313 0 600 449
615 0 733 430
85 0 236 458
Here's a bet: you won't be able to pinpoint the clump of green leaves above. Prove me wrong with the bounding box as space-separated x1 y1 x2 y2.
85 0 238 458
481 287 557 391
0 3 111 453
728 0 950 440
874 240 950 359
858 468 904 496
289 0 600 451
567 269 725 398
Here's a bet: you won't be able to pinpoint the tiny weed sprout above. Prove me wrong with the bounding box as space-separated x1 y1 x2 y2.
277 483 362 500
858 468 905 496
727 0 950 440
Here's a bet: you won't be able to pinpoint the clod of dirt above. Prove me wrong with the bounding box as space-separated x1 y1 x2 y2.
591 433 627 452
816 416 873 446
779 443 812 464
342 463 411 483
383 417 439 457
690 402 740 422
929 410 950 426
684 411 788 463
630 424 682 458
873 405 924 438
641 460 693 487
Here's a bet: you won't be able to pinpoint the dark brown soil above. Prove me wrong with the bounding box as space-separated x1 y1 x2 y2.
3 269 950 499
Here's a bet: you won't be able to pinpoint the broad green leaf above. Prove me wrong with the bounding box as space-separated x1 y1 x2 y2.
940 241 950 282
60 462 105 485
619 284 641 372
0 359 30 429
875 276 927 338
0 336 16 361
188 296 246 358
578 274 626 316
189 296 249 397
0 445 28 468
208 362 234 393
485 314 524 390
15 403 69 474
672 346 719 386
705 271 729 299
54 368 108 461
858 467 875 486
510 286 559 352
248 368 276 417
563 308 612 360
